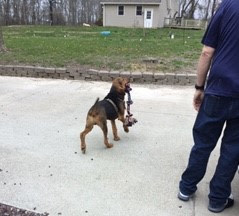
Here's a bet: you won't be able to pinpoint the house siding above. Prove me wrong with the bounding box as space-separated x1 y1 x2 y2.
170 0 180 17
158 0 167 27
158 0 179 27
103 4 160 28
102 0 178 28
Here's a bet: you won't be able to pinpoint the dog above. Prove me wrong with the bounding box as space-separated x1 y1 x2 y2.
80 77 130 154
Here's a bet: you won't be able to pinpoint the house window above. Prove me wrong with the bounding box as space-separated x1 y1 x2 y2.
146 11 152 19
118 5 124 15
136 6 142 16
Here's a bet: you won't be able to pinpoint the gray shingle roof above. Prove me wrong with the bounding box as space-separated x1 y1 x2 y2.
101 0 161 4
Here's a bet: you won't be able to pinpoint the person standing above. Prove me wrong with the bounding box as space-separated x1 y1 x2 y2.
178 0 239 213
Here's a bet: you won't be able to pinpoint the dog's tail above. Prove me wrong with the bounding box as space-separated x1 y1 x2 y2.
94 97 100 105
88 98 100 115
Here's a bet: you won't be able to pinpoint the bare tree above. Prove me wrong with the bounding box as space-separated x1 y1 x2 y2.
0 0 112 26
30 0 37 24
179 0 200 18
68 0 77 25
49 0 55 25
3 0 11 25
0 2 6 52
35 0 42 24
211 0 218 17
204 0 211 20
12 0 21 24
179 0 192 17
0 26 5 52
189 0 200 19
21 0 29 25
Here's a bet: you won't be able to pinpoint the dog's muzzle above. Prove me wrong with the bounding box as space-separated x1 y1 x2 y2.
125 83 132 93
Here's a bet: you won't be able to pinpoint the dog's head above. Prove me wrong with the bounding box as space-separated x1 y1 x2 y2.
112 77 130 94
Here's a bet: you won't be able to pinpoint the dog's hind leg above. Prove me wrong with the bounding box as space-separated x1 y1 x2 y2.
111 120 120 141
98 121 113 149
80 123 94 154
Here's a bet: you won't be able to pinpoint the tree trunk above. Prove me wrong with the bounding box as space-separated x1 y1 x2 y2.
182 0 199 18
0 25 6 52
49 0 54 25
181 0 194 18
69 0 77 25
4 0 10 25
0 1 6 52
21 0 28 25
211 0 217 17
188 0 195 18
13 0 20 25
204 0 211 20
31 0 37 25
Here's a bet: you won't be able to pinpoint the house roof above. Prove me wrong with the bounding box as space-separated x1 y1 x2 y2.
101 0 161 5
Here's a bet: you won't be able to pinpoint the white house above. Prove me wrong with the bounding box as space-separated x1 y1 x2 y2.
101 0 179 28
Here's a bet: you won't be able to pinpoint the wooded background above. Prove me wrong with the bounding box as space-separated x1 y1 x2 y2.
0 0 101 25
0 0 220 26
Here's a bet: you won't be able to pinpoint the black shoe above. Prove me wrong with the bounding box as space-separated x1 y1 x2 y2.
178 191 194 201
208 195 234 213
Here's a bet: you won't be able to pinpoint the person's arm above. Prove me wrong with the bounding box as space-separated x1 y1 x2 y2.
193 45 215 111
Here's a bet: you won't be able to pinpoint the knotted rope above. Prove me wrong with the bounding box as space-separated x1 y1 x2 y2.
125 83 137 127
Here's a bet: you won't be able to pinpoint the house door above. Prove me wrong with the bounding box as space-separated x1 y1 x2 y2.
144 9 153 28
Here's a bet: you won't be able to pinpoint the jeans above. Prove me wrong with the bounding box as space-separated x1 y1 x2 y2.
179 94 239 207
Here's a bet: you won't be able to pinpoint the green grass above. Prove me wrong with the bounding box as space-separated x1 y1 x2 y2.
0 25 205 72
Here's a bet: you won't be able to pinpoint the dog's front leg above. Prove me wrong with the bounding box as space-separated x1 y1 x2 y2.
111 120 120 141
118 114 129 133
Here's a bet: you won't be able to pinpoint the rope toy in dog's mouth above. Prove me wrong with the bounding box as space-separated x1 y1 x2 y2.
125 83 137 127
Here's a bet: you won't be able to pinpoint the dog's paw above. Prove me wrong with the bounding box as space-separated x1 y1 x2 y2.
124 127 129 133
114 136 120 141
106 143 114 148
81 147 86 154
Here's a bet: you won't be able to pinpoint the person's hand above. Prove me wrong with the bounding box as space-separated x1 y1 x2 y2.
193 90 204 111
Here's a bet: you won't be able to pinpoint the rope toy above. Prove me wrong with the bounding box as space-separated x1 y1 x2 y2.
125 83 137 127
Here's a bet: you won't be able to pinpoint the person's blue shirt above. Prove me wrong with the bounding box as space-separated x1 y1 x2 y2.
202 0 239 98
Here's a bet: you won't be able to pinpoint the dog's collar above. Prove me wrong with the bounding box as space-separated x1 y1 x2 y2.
106 99 118 113
118 97 124 102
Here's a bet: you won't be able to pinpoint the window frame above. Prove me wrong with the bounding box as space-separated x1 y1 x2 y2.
136 5 143 16
118 5 124 16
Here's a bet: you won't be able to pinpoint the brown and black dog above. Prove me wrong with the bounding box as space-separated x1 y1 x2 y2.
80 77 130 154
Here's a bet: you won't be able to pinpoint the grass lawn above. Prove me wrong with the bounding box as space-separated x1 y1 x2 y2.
0 25 205 73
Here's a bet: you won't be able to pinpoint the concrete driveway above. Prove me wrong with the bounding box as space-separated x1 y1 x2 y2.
0 76 238 216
